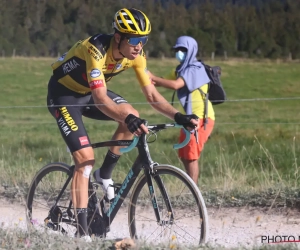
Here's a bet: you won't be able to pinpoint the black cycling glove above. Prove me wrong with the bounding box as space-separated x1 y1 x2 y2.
174 112 198 130
125 114 146 134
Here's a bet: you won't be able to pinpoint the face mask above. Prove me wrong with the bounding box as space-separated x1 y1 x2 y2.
175 51 186 62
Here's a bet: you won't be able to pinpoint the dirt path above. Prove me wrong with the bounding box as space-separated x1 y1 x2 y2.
1 199 300 249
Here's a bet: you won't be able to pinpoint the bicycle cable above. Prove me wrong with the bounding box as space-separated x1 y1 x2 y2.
146 129 158 143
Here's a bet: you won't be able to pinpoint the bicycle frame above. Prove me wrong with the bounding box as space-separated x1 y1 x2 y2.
93 132 162 227
50 123 190 231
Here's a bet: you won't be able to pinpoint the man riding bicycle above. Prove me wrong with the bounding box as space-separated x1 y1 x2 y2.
47 8 198 239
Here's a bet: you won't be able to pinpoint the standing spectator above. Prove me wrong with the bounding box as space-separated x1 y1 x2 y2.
148 36 215 184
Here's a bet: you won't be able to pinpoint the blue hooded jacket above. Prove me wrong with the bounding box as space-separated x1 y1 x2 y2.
173 36 210 115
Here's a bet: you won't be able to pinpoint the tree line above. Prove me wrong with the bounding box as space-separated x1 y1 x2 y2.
0 0 299 59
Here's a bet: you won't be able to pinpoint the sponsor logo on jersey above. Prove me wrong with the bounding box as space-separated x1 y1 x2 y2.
79 136 89 146
88 53 100 61
89 80 104 90
88 45 103 61
62 59 80 74
90 69 101 78
57 107 79 136
116 64 122 70
107 64 114 70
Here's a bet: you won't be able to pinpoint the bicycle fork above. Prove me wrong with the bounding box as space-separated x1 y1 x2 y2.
144 169 175 226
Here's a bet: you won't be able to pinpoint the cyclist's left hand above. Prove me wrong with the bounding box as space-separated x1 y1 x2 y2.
174 112 199 131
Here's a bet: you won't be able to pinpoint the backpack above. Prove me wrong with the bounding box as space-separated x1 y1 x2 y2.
171 61 226 107
170 61 226 129
199 61 226 105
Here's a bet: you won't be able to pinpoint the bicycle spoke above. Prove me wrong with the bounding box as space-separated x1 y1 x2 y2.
129 165 208 247
27 164 76 237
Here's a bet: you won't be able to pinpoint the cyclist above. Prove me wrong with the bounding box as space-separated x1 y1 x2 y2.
148 36 215 184
47 8 198 238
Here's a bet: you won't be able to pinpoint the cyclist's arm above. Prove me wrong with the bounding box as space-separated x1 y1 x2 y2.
141 83 179 120
133 55 198 129
142 85 199 130
133 53 198 127
84 45 133 123
132 54 178 119
91 87 133 122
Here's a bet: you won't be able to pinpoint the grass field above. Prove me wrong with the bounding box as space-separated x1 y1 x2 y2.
0 57 299 207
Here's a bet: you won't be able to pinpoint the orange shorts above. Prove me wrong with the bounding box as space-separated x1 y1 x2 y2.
178 118 214 160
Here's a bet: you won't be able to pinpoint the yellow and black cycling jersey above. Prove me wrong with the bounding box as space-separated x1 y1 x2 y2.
51 34 151 94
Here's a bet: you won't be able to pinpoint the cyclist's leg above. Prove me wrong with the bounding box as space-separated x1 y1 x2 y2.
47 78 95 236
83 90 138 182
83 89 138 149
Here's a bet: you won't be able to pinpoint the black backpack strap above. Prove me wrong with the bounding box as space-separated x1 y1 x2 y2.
171 90 189 114
198 87 209 130
171 90 176 106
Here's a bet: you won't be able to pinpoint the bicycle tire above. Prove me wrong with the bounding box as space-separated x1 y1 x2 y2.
128 164 208 247
26 162 76 236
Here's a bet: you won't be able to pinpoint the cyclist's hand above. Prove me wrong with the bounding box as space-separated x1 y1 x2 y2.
174 112 199 131
125 114 148 136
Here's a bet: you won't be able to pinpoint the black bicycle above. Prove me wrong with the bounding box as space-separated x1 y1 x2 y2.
26 123 208 246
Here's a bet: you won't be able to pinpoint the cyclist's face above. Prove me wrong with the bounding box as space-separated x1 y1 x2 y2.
115 34 143 60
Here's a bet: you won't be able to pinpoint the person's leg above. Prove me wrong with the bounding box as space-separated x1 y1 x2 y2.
93 119 135 200
178 118 215 185
83 90 138 199
98 120 133 180
71 147 94 236
178 128 201 184
47 83 93 236
181 158 199 184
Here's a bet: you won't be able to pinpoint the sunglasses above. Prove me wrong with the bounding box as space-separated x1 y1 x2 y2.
174 47 187 53
126 36 148 46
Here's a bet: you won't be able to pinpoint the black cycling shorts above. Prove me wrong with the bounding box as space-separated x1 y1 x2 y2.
47 76 128 153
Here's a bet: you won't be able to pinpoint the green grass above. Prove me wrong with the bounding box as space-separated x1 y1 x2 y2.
0 57 299 207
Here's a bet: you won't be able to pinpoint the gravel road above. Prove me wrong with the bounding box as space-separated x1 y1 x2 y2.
1 199 300 249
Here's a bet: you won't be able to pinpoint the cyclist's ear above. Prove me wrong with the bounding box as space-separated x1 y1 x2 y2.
114 33 122 44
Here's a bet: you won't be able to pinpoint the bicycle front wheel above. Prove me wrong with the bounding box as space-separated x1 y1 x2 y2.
128 164 208 247
26 162 76 236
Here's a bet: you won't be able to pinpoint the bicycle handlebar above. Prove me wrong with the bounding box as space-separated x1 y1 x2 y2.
119 123 191 153
173 124 191 149
119 136 139 153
